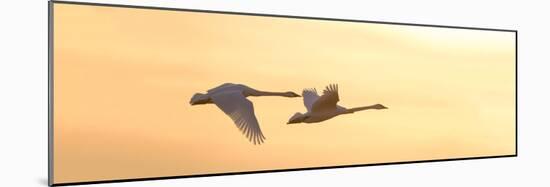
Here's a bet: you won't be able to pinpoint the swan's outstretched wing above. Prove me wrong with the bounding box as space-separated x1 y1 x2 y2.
311 84 340 113
302 88 319 112
210 91 266 145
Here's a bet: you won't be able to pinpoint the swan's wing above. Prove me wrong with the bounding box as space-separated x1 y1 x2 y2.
311 84 340 113
302 88 320 112
210 91 266 145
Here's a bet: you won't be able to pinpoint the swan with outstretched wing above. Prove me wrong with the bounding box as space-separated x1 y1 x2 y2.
190 83 300 145
288 84 387 124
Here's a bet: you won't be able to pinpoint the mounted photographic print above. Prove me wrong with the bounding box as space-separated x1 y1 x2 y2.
48 1 517 186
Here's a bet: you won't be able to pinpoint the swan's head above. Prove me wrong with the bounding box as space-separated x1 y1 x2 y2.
372 104 388 110
189 93 210 105
284 91 301 97
287 112 308 124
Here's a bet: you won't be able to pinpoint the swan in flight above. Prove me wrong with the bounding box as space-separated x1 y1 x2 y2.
190 83 300 144
287 84 387 124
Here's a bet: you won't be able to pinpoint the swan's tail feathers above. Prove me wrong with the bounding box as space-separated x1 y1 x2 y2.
287 112 306 124
190 93 209 105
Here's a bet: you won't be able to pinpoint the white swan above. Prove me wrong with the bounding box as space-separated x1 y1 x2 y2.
190 83 300 144
287 84 387 124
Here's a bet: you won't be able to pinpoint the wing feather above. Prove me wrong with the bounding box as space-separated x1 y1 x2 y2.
302 88 320 112
211 91 266 145
311 84 340 113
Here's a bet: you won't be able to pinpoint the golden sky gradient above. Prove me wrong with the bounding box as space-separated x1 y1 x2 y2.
52 3 516 184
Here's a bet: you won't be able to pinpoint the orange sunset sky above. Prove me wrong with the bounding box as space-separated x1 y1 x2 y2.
52 2 516 184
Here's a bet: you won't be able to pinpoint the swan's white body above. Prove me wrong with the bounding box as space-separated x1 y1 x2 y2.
288 84 387 124
190 83 300 145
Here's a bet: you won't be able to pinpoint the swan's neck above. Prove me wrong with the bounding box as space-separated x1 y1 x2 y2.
253 91 289 97
344 104 382 113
